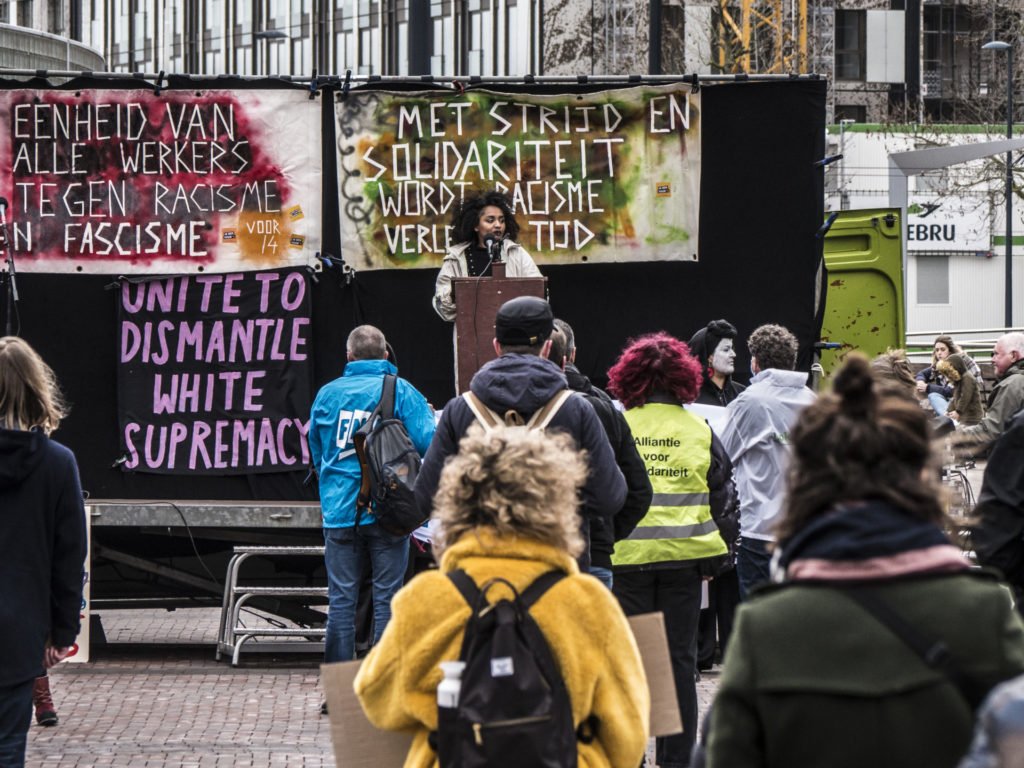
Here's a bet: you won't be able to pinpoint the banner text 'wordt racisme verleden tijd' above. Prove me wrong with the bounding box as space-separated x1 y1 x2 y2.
336 84 701 270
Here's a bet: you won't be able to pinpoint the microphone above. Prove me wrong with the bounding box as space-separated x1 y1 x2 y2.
483 233 498 255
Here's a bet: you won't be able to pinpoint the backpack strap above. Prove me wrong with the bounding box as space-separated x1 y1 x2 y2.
379 374 397 420
463 389 573 432
447 569 484 609
518 569 567 609
525 390 574 430
462 391 504 432
353 375 398 513
447 568 565 612
837 585 986 708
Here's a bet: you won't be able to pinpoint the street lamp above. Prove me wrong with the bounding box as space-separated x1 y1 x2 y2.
983 40 1014 327
254 29 288 76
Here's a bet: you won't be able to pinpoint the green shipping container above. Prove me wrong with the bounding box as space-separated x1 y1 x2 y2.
819 208 905 382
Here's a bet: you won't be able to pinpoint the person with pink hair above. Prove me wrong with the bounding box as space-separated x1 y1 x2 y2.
606 332 739 768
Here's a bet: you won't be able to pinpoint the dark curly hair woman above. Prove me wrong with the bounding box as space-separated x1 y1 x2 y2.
605 331 739 768
432 189 541 322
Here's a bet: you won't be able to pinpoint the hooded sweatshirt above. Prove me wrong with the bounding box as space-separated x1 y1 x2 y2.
414 354 627 523
936 353 984 426
0 427 86 687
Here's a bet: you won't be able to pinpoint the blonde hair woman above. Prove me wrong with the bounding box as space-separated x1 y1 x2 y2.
0 337 86 764
355 424 650 768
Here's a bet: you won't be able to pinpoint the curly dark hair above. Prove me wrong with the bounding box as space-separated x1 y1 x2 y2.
606 332 702 409
748 323 798 371
776 354 943 542
449 190 520 244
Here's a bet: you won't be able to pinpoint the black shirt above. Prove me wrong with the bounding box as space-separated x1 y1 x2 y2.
465 245 494 277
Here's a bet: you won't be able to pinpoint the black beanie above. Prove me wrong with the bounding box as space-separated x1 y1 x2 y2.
688 319 738 368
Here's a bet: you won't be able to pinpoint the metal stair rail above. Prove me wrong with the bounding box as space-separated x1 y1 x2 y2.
216 545 328 666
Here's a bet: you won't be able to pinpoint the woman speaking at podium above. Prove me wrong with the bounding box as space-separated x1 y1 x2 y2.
432 190 541 322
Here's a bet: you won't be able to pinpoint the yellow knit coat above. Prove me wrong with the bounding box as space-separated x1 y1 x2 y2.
354 529 651 768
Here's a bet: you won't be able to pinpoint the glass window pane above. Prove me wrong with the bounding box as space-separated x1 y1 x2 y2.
917 256 949 304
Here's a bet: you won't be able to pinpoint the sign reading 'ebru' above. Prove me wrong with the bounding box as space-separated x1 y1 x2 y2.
906 198 991 252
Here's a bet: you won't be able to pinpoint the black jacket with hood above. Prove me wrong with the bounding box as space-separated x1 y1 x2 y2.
0 427 86 687
414 354 627 531
564 363 652 569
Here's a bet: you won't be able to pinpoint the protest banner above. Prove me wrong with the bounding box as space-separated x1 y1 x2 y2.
0 88 321 274
117 269 313 475
336 84 700 270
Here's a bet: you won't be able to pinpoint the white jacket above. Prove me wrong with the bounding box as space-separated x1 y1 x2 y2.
719 369 816 541
432 239 542 321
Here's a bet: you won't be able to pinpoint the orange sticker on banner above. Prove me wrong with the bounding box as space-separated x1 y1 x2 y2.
289 235 305 249
222 229 237 241
287 205 304 221
656 183 671 197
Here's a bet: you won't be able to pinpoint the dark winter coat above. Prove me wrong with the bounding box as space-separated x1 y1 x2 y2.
706 502 1024 768
915 364 954 399
972 407 1024 587
936 353 984 426
0 427 87 687
694 377 746 408
564 363 652 569
414 354 627 523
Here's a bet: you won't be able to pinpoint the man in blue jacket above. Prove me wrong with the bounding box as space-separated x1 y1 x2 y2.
309 325 435 668
414 297 627 567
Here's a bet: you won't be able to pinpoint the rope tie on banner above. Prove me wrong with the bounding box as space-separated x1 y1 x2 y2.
454 79 465 95
689 73 700 94
153 70 165 96
308 69 318 99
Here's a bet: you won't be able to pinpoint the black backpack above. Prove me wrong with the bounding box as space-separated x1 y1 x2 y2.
353 374 425 537
435 569 590 768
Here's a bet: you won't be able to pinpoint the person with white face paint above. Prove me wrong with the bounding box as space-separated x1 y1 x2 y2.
688 319 745 672
688 320 747 408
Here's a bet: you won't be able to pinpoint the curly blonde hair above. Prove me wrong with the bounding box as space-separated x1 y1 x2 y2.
432 424 587 558
0 336 67 434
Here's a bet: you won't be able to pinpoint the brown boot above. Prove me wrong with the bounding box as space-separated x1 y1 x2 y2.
33 676 58 726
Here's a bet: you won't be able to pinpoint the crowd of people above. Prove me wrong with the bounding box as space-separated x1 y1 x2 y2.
313 309 1024 766
7 189 1024 768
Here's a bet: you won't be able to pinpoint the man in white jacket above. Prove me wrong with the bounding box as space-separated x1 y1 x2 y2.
719 324 815 599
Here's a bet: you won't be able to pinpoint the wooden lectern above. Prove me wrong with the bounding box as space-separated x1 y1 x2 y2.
451 263 547 394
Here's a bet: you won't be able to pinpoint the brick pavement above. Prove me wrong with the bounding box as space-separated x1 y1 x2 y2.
26 606 723 767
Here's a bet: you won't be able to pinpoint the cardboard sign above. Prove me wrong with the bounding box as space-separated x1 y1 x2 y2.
321 611 681 768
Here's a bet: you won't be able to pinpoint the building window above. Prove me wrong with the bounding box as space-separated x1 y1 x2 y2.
0 2 9 23
834 104 866 123
917 255 950 304
835 9 865 81
17 0 32 27
47 0 62 33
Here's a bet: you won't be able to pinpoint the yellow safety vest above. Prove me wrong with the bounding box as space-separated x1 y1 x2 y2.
612 403 727 566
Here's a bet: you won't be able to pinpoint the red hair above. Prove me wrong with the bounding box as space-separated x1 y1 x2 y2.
606 332 702 409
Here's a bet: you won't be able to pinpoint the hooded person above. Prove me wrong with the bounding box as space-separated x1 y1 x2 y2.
413 296 627 573
937 353 984 426
0 337 86 765
688 320 746 407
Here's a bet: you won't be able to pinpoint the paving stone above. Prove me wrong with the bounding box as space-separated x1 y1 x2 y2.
27 604 722 767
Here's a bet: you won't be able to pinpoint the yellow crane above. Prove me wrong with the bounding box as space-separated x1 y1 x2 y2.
716 0 809 74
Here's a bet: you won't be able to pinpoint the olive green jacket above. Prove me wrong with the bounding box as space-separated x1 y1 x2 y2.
706 572 1024 768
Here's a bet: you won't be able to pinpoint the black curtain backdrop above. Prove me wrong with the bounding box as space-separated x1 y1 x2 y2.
5 78 825 501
